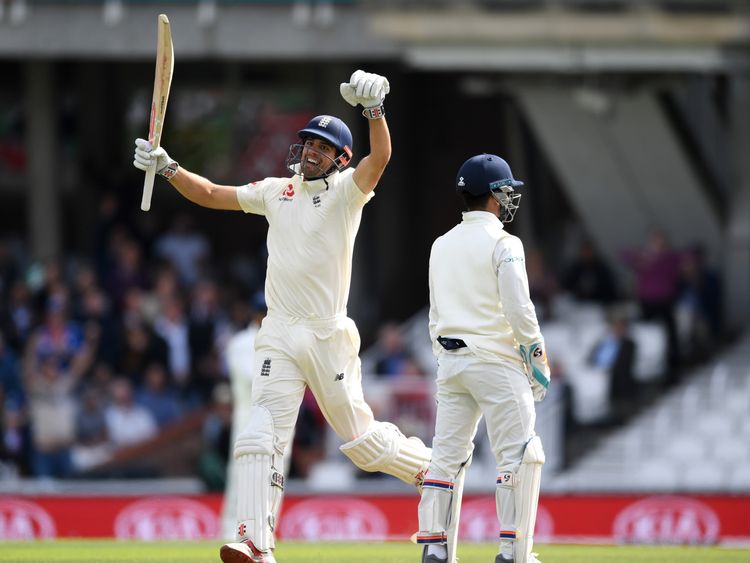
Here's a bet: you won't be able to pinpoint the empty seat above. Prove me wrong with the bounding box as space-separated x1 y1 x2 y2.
631 322 668 381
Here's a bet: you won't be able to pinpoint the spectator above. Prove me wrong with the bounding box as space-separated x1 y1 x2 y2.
289 389 327 479
104 236 147 310
149 264 182 311
622 231 683 385
121 286 149 328
563 240 618 304
24 359 80 478
1 399 31 476
153 295 191 389
0 237 21 301
373 322 417 378
0 281 35 353
93 192 122 281
154 213 210 288
676 245 722 364
136 363 182 428
23 320 96 478
71 386 111 472
588 311 638 422
29 294 84 372
0 333 22 406
105 378 158 448
76 285 118 366
526 248 558 321
116 321 168 386
199 382 233 491
189 279 228 388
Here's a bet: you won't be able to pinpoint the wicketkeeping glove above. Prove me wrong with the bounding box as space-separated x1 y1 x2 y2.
340 69 390 120
133 138 179 179
519 341 551 402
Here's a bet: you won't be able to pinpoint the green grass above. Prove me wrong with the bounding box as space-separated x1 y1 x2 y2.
1 540 749 562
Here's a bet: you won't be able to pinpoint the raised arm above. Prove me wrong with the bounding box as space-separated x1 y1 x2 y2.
133 139 242 211
340 70 392 194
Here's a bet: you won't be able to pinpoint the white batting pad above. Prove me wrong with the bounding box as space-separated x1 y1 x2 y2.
234 405 283 553
417 472 453 545
496 471 517 557
514 435 545 563
339 421 431 485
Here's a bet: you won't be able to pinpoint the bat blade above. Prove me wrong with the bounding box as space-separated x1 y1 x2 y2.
141 13 174 212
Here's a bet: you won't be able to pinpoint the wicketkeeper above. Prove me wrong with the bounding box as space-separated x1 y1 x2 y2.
416 154 550 563
133 69 431 563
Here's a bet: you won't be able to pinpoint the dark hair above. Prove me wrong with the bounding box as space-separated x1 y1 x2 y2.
459 191 493 211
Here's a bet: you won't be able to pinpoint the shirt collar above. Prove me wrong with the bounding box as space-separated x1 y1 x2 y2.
461 210 504 227
301 170 337 191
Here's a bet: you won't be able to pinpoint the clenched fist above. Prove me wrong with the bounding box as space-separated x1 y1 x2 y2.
340 69 390 112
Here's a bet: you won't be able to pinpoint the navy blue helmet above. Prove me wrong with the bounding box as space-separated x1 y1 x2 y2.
286 115 353 179
456 154 524 222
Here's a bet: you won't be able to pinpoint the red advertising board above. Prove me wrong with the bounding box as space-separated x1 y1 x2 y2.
1 493 749 545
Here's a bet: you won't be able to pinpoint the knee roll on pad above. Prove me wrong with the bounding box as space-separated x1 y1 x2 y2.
339 421 432 485
234 405 274 458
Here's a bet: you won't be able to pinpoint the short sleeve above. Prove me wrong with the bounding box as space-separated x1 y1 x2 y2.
336 168 374 209
236 178 277 216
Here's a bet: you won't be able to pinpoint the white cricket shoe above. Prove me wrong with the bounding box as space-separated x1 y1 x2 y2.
220 539 277 563
494 554 542 563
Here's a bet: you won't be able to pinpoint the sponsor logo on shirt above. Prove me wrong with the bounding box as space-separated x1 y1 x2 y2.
279 183 295 201
261 358 272 377
312 194 321 207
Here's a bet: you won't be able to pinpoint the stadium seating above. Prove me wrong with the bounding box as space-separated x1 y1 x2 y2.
548 331 750 492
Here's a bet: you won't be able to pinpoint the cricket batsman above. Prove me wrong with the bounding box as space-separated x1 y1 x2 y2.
416 154 550 563
133 69 431 563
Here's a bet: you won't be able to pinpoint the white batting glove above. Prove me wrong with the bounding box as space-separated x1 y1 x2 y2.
133 138 179 178
340 69 390 120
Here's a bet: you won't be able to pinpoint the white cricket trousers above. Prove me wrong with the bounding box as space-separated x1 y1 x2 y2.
248 313 374 455
431 350 536 477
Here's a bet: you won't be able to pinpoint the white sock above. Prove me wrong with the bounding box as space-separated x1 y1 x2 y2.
427 544 447 558
500 540 514 558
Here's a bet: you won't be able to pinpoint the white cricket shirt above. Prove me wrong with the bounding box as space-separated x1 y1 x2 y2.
236 168 373 320
429 211 543 363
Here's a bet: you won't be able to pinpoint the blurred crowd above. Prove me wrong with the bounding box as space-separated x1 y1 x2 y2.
0 193 279 481
0 191 725 483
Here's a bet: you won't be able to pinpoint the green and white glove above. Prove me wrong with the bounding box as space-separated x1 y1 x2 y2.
133 138 179 179
339 69 390 120
519 341 551 402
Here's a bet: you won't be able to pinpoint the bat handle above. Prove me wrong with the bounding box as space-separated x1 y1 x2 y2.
141 165 156 211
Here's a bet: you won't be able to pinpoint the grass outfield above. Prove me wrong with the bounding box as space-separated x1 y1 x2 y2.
1 541 749 562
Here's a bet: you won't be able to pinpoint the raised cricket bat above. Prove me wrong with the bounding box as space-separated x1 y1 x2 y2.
141 14 174 212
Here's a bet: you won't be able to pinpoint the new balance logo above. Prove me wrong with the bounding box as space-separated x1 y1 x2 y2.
334 373 344 381
318 116 332 128
261 358 271 377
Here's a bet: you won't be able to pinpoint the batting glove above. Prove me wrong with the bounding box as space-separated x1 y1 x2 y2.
133 138 179 179
340 69 389 120
519 341 551 402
